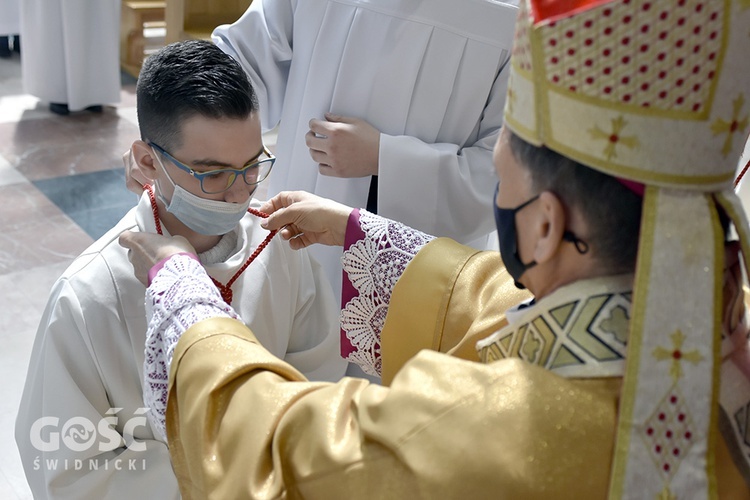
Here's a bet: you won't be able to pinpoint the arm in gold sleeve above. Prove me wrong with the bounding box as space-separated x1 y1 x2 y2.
380 238 531 385
167 316 618 499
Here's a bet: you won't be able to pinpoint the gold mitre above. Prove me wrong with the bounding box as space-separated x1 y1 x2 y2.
504 0 750 498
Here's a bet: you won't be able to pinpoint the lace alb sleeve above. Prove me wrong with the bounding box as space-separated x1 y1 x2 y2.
340 210 435 377
143 254 240 443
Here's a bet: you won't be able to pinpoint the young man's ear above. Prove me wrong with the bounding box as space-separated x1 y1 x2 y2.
532 190 566 264
131 140 159 182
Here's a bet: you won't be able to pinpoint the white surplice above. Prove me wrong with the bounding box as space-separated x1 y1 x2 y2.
15 193 346 499
0 0 19 35
20 0 120 110
213 0 518 295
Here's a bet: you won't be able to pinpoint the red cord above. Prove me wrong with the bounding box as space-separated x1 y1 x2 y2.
735 158 750 189
145 184 277 304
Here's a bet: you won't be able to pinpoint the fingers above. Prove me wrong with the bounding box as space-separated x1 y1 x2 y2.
306 129 332 171
308 118 335 137
123 149 147 195
263 206 300 232
288 233 312 250
259 190 307 215
118 231 149 285
118 230 137 251
261 191 315 231
118 231 196 262
324 112 355 124
305 129 328 152
121 150 131 168
308 147 329 166
278 224 306 245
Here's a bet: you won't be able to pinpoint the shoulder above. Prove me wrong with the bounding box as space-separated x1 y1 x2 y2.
56 211 140 294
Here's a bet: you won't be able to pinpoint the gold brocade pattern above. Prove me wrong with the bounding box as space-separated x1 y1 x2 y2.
476 276 631 378
164 238 750 498
170 319 622 499
380 238 530 386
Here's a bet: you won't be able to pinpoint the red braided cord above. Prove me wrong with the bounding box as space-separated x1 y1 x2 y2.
224 229 277 291
146 185 163 235
145 184 277 303
735 157 750 189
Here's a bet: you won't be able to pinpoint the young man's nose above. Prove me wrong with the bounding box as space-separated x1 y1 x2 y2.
223 177 253 204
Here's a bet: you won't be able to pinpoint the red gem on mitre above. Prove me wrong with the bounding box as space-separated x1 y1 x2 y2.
530 0 614 23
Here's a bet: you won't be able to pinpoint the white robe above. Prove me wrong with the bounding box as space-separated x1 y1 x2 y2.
15 193 346 499
213 0 518 296
0 0 20 35
20 0 120 110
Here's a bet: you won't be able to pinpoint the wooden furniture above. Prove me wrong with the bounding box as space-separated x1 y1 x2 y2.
165 0 251 43
120 1 166 77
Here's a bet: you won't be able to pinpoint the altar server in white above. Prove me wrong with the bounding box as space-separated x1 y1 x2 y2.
15 40 345 500
213 0 519 295
20 0 120 113
0 0 20 56
0 0 19 35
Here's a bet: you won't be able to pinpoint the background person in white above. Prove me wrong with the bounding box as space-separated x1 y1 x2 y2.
20 0 120 114
0 0 20 57
212 0 519 299
15 40 346 499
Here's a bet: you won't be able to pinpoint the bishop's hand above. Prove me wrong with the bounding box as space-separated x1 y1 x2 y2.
119 231 197 286
260 191 353 249
122 148 148 195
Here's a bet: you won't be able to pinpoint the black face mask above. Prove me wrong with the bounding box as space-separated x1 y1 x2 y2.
493 184 589 290
494 190 539 290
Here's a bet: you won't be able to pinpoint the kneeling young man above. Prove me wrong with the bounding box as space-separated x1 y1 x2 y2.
15 40 346 499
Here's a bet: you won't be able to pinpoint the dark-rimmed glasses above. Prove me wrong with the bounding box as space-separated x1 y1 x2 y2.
150 142 275 194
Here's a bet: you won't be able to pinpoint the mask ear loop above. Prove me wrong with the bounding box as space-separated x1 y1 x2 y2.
563 231 589 254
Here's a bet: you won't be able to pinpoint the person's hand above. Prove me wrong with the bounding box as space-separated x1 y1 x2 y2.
306 113 380 178
259 191 353 249
118 231 197 285
123 149 148 195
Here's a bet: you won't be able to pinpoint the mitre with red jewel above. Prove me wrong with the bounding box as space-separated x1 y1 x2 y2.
504 0 750 498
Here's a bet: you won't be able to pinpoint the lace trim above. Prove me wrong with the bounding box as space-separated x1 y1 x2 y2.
340 211 434 376
143 254 239 442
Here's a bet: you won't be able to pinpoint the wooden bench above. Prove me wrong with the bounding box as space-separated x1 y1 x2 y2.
165 0 251 43
121 1 166 77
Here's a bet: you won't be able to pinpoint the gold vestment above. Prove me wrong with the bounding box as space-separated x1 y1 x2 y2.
167 239 749 499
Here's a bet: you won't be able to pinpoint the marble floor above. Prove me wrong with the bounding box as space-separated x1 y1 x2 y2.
0 52 275 499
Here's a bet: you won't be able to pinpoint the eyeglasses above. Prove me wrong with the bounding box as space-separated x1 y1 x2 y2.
149 142 275 194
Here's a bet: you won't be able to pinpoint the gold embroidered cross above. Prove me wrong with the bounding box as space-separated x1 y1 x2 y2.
588 116 640 161
740 0 750 11
653 330 704 382
710 94 748 156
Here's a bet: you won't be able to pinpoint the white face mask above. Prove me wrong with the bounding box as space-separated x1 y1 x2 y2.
153 149 251 235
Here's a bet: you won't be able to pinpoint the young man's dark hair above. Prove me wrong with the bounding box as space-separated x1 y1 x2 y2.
508 131 643 275
136 39 258 151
